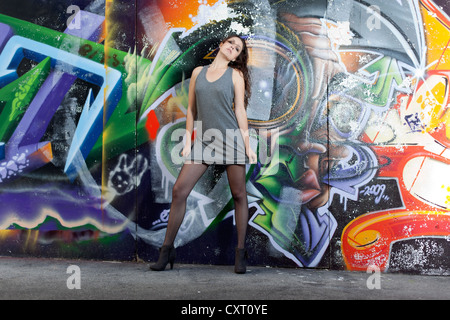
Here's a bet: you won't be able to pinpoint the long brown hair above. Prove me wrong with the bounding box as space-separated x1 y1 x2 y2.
222 34 252 109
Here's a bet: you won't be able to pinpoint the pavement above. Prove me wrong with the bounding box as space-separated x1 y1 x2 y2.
0 256 449 301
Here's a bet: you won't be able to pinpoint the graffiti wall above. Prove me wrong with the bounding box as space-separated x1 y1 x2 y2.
0 0 449 274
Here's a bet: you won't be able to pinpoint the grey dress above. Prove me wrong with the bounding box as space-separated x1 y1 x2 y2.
185 65 248 165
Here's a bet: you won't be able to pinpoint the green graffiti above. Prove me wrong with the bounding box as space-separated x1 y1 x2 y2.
353 56 406 108
251 146 308 253
0 57 51 141
0 14 155 163
140 32 183 118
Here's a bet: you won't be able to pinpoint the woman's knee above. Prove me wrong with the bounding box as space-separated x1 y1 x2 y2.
172 182 189 202
231 188 247 203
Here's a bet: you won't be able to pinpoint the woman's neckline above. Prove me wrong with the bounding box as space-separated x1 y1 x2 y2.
205 64 229 83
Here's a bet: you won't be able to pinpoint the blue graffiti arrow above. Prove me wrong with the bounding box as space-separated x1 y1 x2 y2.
0 35 122 181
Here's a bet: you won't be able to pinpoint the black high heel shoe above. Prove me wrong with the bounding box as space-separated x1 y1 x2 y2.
234 247 248 274
150 245 176 271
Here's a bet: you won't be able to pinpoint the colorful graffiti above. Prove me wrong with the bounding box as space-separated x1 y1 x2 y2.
0 0 449 274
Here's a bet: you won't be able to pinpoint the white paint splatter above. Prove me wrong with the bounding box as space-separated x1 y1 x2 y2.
181 0 239 38
229 20 250 35
326 20 354 48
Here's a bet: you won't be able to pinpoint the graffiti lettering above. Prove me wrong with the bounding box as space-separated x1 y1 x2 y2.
0 57 50 141
152 209 170 229
360 184 388 204
0 35 123 180
78 43 122 67
0 0 448 275
359 56 412 109
404 113 424 132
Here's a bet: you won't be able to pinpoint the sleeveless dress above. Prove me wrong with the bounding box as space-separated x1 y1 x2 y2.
185 65 249 165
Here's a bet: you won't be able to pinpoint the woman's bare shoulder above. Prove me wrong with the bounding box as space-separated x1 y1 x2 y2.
231 68 244 77
189 66 204 86
232 68 244 86
192 66 204 77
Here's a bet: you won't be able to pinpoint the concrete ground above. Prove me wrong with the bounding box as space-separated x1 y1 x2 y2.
0 256 448 301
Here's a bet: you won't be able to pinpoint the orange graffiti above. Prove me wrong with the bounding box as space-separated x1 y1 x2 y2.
341 1 450 271
157 0 220 29
342 210 450 271
145 110 160 141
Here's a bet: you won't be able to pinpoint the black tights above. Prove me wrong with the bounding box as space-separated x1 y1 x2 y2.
162 162 248 249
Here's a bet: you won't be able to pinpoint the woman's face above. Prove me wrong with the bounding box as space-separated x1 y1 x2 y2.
220 36 244 62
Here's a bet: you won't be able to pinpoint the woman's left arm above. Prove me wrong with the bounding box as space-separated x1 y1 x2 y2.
233 69 257 163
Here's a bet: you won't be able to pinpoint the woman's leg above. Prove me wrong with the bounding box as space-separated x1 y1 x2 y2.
225 164 248 249
162 162 209 246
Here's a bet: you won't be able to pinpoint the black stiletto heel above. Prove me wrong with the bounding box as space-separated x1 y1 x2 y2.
150 245 176 271
234 247 248 274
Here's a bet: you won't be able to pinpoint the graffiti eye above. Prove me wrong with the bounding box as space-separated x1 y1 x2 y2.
245 37 309 130
328 95 365 138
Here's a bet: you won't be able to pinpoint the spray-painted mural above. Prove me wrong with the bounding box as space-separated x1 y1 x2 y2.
0 0 449 274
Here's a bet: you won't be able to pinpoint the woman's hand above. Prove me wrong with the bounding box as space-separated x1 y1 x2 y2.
246 148 257 164
181 142 191 158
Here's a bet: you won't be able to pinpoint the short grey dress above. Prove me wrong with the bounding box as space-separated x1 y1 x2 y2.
185 65 248 165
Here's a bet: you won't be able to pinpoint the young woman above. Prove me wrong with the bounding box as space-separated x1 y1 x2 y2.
150 34 257 274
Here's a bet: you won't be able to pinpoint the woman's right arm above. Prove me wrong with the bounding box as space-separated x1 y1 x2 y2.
182 66 203 157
